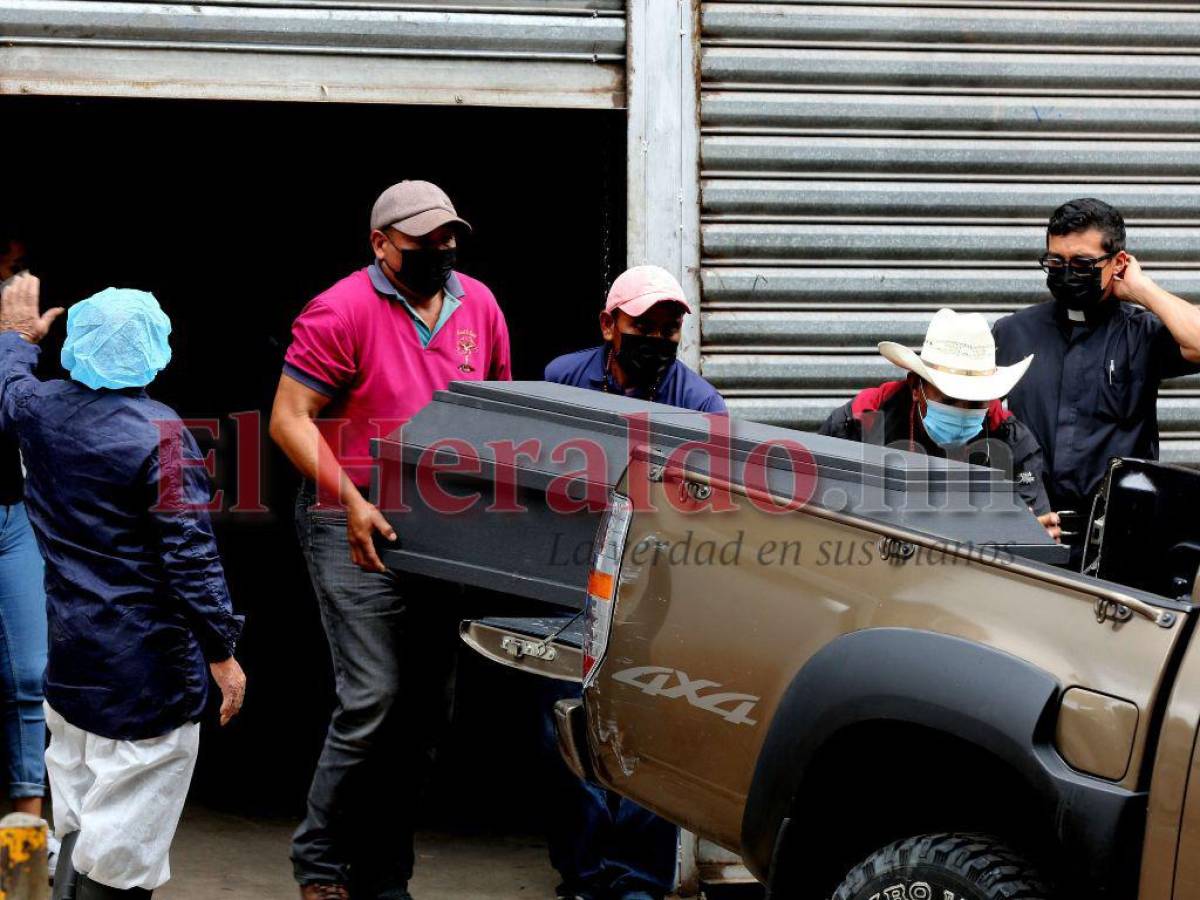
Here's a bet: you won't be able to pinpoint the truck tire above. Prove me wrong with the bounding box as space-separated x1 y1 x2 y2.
831 833 1051 900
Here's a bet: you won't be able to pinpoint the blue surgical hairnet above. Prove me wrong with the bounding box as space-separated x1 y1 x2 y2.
61 288 172 390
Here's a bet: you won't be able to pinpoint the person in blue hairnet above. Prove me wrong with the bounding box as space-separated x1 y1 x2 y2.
0 274 246 900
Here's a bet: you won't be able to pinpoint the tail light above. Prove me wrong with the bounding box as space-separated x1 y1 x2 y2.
582 492 633 685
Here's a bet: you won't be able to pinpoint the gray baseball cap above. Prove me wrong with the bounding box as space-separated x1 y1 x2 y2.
370 180 472 237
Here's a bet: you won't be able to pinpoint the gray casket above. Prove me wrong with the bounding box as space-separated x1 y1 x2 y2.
369 381 1067 611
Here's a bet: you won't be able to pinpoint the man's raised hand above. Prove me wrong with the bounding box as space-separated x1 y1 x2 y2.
0 273 63 343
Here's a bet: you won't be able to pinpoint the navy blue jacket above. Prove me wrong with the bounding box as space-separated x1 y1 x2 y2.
0 333 242 740
544 346 727 414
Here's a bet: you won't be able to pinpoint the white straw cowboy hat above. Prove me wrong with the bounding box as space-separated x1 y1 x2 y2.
878 308 1033 402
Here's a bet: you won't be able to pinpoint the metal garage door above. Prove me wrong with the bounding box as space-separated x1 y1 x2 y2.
698 1 1200 464
0 0 625 109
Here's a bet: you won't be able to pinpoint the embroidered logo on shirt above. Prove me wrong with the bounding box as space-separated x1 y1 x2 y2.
456 329 478 373
1018 471 1036 485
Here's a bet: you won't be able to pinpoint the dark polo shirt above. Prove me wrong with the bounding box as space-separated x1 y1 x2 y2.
544 346 727 414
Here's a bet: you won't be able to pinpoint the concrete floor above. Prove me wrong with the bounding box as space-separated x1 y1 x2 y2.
157 806 560 899
152 806 766 899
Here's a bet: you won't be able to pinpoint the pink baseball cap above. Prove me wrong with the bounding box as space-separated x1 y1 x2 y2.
604 265 693 317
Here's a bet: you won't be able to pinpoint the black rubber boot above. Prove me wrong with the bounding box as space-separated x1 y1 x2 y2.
75 875 152 899
51 832 80 900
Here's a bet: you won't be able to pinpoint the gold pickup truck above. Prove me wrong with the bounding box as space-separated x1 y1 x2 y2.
375 381 1200 900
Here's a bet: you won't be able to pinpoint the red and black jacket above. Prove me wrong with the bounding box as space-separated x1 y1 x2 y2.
818 379 1051 515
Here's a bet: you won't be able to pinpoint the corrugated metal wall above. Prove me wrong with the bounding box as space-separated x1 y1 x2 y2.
698 1 1200 464
0 1 625 108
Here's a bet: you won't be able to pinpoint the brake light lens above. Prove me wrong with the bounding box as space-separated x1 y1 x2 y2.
582 492 633 685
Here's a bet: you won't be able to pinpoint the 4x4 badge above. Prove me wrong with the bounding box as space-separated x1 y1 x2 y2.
611 665 759 726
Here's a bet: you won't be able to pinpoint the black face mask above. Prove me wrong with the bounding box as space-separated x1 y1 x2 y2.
614 333 678 388
1047 267 1104 312
388 247 456 298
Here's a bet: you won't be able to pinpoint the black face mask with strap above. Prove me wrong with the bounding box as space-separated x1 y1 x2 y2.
614 333 678 390
1047 266 1104 313
384 242 456 299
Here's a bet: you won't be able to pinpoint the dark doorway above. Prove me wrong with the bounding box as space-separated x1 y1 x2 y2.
1 95 626 823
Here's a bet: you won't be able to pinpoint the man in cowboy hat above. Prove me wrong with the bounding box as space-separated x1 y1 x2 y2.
820 307 1058 538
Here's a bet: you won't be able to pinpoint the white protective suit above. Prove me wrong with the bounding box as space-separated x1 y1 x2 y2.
44 703 200 891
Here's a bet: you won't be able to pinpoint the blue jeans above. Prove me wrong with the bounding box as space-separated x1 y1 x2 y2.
291 487 458 896
539 679 677 898
0 502 47 799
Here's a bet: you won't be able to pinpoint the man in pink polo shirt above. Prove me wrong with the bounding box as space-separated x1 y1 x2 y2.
269 181 511 900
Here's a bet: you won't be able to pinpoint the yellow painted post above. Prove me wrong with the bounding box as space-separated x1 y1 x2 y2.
0 813 49 900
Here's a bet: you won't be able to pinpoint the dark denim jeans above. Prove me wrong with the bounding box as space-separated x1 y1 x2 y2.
291 488 458 897
538 678 677 898
0 502 46 800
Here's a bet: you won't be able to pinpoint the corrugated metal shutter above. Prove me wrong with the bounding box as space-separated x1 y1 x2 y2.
0 0 625 108
698 1 1200 464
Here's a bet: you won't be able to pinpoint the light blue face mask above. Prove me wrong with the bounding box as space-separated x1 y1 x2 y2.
920 388 987 448
61 288 172 390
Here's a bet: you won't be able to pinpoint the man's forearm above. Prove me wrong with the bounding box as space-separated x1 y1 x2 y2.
0 331 39 379
177 573 243 663
0 332 41 432
272 414 367 509
1133 282 1200 361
